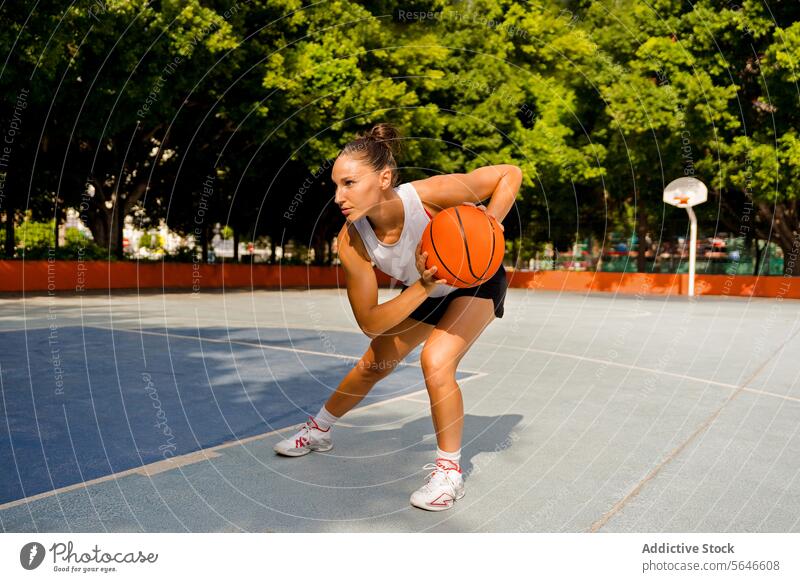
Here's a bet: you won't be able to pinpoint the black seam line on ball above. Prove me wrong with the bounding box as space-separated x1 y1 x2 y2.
455 207 490 283
430 215 473 285
482 214 498 280
471 209 496 281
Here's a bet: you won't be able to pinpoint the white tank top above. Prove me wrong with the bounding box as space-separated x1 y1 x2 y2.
352 182 459 299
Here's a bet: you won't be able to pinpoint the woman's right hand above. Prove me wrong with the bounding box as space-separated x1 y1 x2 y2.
416 241 448 293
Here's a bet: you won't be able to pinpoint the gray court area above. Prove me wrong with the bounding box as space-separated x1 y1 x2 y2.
1 286 798 533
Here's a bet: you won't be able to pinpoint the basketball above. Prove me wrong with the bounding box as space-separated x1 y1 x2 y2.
421 204 505 288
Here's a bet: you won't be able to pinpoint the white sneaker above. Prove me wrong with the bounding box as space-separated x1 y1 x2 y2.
410 459 465 511
273 416 333 457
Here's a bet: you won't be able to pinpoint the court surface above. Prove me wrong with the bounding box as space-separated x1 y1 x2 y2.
1 286 798 532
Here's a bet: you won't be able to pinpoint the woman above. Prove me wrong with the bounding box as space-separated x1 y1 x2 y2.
274 123 522 511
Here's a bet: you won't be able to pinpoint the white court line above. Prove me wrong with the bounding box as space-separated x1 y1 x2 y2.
88 325 487 379
10 316 364 336
107 317 363 335
480 341 800 405
587 323 800 532
4 324 795 405
5 324 794 404
0 351 487 511
0 315 360 337
743 387 800 404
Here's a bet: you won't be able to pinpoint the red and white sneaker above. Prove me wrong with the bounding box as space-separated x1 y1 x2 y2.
273 417 333 457
410 459 465 511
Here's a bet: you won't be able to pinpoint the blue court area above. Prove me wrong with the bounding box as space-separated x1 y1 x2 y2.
0 324 474 505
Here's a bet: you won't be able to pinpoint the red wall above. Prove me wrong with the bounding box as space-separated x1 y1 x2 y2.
506 270 800 299
0 261 391 292
1 261 798 299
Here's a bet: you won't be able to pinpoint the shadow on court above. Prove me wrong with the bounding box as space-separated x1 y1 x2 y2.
1 409 523 533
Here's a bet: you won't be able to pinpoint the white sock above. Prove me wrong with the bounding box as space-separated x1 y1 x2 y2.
436 447 461 470
313 405 339 430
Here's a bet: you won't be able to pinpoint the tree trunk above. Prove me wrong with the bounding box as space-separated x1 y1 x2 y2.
115 195 125 260
270 238 277 264
83 180 115 254
4 208 15 257
54 210 60 251
201 225 209 263
313 236 325 266
636 194 648 273
233 229 239 262
87 210 111 251
753 239 765 276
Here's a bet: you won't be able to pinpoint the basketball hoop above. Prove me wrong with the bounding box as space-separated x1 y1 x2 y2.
664 177 707 208
663 177 708 297
673 195 691 208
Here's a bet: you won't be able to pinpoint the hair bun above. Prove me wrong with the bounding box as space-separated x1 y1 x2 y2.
363 122 402 158
338 122 403 187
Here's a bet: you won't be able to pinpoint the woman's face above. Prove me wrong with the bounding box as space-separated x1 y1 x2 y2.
332 155 391 222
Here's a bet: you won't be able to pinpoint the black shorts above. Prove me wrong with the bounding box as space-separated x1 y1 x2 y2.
398 264 508 326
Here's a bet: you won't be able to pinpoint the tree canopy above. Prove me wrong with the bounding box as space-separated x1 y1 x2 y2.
1 0 797 273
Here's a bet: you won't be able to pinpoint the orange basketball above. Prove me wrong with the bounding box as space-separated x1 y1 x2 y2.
421 204 505 288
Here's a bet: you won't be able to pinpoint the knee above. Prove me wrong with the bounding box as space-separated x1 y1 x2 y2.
420 347 458 386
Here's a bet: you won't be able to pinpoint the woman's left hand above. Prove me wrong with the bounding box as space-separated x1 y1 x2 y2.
462 202 504 231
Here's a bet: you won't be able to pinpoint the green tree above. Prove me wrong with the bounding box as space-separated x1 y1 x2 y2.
579 0 800 274
39 1 242 258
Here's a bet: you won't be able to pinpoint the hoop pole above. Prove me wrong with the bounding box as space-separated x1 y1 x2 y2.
686 205 697 297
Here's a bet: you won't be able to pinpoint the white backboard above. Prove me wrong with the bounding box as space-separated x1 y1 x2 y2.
663 177 707 208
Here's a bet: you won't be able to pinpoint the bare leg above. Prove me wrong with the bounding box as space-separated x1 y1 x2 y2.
324 317 434 417
420 296 496 452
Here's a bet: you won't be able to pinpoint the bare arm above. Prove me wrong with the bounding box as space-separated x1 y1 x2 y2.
338 224 446 339
411 164 523 224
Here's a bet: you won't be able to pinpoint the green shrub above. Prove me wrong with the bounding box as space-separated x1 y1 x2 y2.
163 245 198 262
63 240 109 260
16 220 55 250
65 227 84 245
139 232 165 249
